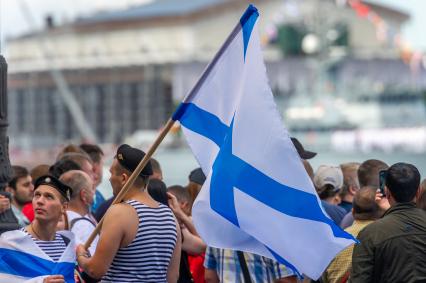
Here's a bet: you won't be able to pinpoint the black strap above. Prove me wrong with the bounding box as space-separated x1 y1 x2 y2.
79 271 100 283
177 250 194 283
237 251 253 283
59 234 70 246
70 217 96 229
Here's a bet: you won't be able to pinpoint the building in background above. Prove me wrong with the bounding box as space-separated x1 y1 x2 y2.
5 0 425 150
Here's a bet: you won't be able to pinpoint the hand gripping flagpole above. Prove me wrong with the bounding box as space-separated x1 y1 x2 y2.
84 5 254 250
84 118 175 249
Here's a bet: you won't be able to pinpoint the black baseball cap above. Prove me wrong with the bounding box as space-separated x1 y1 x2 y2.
291 137 317 160
189 168 206 185
115 144 153 177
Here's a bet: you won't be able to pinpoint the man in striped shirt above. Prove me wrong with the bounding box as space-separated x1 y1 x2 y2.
23 175 75 283
76 144 181 282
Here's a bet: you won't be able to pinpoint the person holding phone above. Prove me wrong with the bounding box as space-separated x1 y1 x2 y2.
351 162 426 283
340 159 389 229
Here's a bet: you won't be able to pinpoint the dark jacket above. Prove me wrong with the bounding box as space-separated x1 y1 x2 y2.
351 202 426 283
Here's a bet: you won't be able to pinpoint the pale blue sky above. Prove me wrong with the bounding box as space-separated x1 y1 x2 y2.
373 0 426 50
0 0 425 52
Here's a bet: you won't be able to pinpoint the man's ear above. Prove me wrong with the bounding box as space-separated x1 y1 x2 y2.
62 202 69 213
181 201 191 215
181 201 188 210
121 173 128 185
349 185 357 195
80 189 87 203
385 186 391 200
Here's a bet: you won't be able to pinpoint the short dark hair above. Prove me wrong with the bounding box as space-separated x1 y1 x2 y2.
80 144 104 163
168 185 191 203
115 162 148 188
147 179 168 206
352 186 380 220
49 159 82 178
8 166 29 189
358 159 388 188
386 162 420 203
317 184 339 200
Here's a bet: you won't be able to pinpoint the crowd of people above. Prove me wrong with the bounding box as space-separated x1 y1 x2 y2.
0 139 425 283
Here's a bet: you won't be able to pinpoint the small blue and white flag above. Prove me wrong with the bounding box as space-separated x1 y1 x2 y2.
172 4 356 279
0 230 76 282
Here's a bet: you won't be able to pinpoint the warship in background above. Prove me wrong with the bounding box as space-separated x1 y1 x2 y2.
283 88 426 153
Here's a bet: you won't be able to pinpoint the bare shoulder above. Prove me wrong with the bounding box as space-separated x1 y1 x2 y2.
107 202 134 212
102 203 138 226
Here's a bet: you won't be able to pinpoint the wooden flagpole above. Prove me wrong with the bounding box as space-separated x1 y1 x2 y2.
84 118 175 249
84 11 247 249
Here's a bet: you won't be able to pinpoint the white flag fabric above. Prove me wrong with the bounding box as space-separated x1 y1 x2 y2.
172 4 356 280
0 230 76 283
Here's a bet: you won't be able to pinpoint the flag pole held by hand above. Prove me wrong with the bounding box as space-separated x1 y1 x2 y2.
83 5 244 250
84 118 175 249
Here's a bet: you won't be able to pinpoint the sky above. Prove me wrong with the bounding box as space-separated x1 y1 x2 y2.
376 0 426 51
0 0 425 53
0 0 153 52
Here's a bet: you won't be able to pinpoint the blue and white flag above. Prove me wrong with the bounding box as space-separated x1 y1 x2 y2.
172 5 356 279
0 230 76 282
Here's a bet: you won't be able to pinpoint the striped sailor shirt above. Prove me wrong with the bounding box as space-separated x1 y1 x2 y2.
23 229 67 262
102 200 177 283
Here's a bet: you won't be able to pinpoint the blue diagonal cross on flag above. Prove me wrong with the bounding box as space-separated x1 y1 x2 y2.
172 5 356 279
0 230 76 282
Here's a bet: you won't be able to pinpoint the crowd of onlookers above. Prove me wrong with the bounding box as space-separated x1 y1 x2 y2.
297 140 426 283
0 139 425 283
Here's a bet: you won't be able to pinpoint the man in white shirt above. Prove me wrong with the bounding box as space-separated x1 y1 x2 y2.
60 170 98 255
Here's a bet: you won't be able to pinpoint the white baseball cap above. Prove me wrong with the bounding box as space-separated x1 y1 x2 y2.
313 165 344 189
